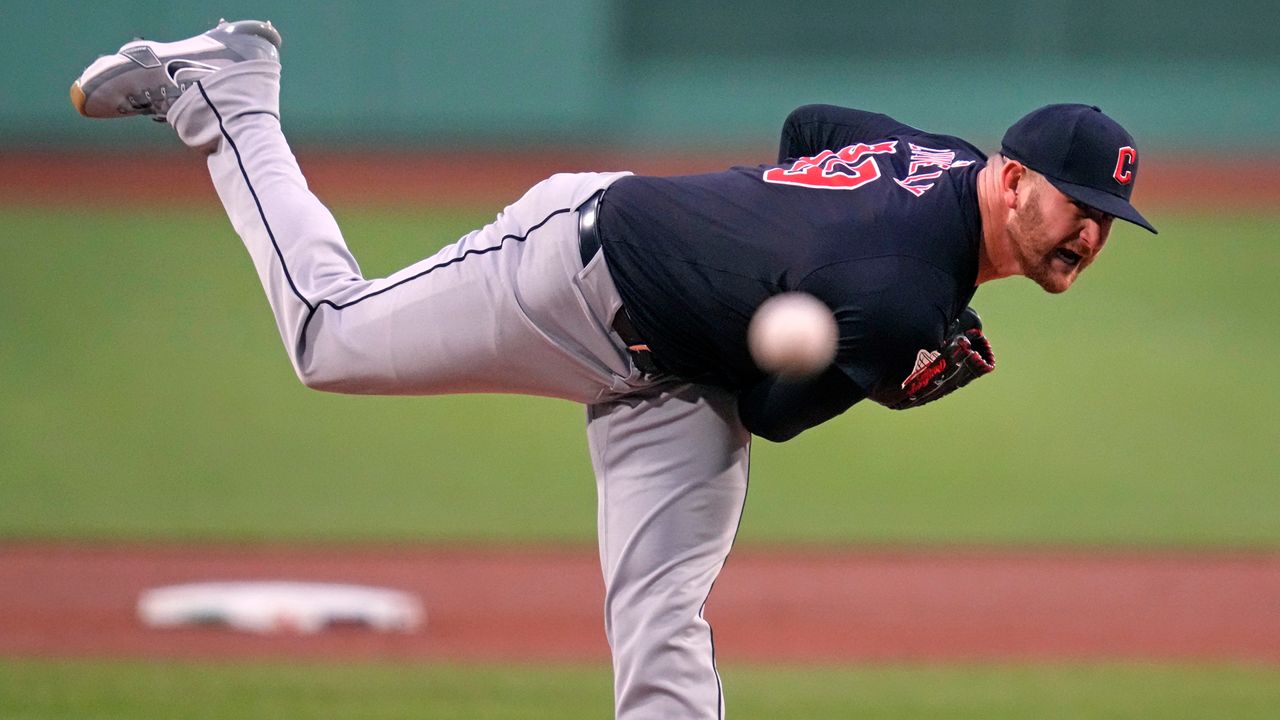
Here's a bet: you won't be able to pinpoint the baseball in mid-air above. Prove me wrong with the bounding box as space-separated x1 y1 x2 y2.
747 292 838 378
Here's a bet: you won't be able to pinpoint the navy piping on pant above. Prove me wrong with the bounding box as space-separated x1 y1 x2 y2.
198 80 573 358
198 82 310 314
702 440 751 720
203 82 740 718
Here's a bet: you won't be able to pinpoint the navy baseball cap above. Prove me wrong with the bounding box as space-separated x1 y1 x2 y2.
1001 104 1157 234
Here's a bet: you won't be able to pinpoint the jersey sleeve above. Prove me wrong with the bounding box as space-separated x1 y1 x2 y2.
737 258 955 441
799 257 952 394
777 104 917 163
736 366 866 442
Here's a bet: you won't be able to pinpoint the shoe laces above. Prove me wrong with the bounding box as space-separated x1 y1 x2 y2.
124 84 169 115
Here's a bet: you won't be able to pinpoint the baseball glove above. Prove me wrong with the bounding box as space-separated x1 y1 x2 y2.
869 307 995 410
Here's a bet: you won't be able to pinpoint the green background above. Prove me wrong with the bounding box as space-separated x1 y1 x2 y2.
3 2 1279 718
5 1 1279 150
2 207 1276 546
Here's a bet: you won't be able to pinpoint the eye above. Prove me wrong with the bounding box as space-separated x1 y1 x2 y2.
1071 199 1109 224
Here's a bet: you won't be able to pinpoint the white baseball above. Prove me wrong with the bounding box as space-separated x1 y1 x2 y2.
747 292 838 378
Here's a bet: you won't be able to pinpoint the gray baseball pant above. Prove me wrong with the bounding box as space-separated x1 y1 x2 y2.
168 60 751 720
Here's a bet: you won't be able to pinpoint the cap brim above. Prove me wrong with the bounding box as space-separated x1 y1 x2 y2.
1043 176 1158 234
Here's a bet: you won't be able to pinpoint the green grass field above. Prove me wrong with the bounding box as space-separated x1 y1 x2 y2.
2 660 1278 720
2 207 1277 545
2 205 1277 718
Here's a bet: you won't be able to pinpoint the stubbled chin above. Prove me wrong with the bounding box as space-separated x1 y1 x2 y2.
1029 263 1075 294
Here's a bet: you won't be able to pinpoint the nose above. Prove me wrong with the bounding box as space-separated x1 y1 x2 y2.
1081 216 1111 253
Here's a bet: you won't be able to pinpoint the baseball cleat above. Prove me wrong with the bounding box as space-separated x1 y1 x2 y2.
70 19 281 120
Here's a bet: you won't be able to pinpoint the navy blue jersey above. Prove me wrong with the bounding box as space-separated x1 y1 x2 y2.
597 105 986 440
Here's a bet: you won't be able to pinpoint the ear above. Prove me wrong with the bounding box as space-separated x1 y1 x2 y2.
998 158 1026 210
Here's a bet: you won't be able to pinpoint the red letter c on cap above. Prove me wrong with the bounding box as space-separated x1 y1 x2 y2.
1113 146 1137 185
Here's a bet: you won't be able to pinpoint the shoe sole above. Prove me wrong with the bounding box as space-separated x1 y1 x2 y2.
70 83 87 115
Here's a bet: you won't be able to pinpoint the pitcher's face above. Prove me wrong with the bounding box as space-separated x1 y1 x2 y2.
1008 175 1113 293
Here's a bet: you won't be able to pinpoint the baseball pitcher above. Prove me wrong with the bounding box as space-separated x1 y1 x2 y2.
71 20 1155 720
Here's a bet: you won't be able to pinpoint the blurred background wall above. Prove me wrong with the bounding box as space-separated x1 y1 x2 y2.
6 0 1278 153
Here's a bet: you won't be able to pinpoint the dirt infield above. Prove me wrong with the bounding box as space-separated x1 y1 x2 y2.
3 150 1277 210
3 543 1279 663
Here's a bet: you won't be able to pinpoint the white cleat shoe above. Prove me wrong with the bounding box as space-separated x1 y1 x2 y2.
71 19 282 120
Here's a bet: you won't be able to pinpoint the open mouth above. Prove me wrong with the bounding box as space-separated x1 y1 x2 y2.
1053 248 1082 268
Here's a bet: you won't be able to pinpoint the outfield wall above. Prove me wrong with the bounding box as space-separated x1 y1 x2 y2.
6 1 1278 151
